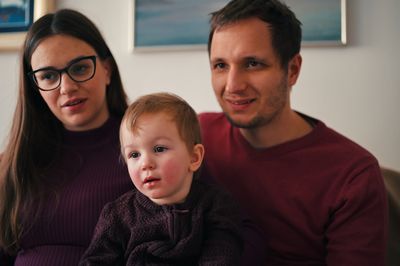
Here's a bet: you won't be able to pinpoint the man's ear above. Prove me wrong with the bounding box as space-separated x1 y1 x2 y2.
189 144 205 172
288 53 302 87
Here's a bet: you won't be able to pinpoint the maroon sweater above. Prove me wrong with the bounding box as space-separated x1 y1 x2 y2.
199 112 387 266
5 117 134 266
79 179 243 265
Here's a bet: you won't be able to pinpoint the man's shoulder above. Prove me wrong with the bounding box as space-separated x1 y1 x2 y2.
295 112 378 166
308 119 379 168
319 124 373 155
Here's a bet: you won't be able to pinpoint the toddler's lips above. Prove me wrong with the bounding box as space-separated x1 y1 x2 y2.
143 176 161 184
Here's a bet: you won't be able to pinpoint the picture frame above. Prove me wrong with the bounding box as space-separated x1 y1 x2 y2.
131 0 346 52
286 0 346 46
0 0 55 51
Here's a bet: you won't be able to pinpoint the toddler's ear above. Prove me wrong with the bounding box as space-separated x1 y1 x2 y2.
189 144 204 172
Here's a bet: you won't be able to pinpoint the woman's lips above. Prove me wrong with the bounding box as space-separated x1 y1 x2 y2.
62 98 86 107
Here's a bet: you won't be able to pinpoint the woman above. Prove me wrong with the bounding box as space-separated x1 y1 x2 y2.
0 9 134 265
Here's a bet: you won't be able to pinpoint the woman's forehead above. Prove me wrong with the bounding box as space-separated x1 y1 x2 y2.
30 35 96 69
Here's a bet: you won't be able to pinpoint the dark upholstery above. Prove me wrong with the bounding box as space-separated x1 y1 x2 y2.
381 167 400 266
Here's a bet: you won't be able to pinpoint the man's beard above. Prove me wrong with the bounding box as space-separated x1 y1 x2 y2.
226 113 268 129
224 77 289 129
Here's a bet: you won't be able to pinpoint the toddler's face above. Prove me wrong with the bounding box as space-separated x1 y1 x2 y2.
121 112 198 205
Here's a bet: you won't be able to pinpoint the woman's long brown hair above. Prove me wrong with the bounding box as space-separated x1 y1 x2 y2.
0 9 128 254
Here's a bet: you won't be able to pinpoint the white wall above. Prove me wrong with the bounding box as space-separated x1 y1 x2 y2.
0 0 399 172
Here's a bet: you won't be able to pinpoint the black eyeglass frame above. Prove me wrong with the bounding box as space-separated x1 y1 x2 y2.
28 55 97 92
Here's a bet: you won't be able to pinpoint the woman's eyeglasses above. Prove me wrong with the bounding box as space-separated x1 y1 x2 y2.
28 55 97 91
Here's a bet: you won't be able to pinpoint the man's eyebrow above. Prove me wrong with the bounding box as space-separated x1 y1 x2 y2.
210 55 268 64
210 57 224 61
210 57 225 62
242 55 265 61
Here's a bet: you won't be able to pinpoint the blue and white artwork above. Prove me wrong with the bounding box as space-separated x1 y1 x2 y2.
133 0 345 49
285 0 344 44
0 0 33 32
134 0 228 48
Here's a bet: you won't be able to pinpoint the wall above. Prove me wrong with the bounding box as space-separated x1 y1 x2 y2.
0 0 399 171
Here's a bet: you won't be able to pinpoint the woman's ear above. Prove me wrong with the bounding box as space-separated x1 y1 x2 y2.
101 58 113 86
189 144 205 172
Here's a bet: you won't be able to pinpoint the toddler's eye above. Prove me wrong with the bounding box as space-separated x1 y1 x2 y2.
128 152 140 159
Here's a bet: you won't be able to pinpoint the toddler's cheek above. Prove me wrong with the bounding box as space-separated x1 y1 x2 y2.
162 160 184 180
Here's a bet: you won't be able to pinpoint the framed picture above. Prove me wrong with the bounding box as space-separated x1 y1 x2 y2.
131 0 346 52
0 0 55 51
131 0 226 52
286 0 346 46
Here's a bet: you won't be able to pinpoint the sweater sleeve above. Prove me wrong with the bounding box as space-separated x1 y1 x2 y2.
198 188 244 266
79 202 126 266
326 163 387 265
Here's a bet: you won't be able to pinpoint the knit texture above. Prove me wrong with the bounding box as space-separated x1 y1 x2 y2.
10 117 134 266
199 112 387 266
79 179 243 266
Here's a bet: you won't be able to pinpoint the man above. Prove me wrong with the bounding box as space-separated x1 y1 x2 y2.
199 0 387 265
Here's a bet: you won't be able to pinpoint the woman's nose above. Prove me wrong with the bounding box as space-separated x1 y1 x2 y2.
59 72 79 95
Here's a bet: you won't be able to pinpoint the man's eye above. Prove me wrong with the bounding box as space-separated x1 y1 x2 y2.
214 62 226 69
128 152 140 159
247 60 260 68
154 146 167 153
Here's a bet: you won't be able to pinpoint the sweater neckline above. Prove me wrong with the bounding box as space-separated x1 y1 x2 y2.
62 116 120 148
135 179 201 212
232 112 326 158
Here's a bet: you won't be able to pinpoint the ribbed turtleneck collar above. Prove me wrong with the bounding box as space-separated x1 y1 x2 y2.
62 116 121 149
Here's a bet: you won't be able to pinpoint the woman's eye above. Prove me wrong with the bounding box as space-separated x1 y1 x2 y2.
38 71 58 81
70 64 89 75
154 146 167 153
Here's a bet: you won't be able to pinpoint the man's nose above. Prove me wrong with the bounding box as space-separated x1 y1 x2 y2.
225 67 247 93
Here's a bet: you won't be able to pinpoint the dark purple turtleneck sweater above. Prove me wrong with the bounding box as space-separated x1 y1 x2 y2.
8 117 134 266
79 179 243 265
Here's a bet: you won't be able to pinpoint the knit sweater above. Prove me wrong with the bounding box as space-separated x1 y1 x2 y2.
198 112 387 266
7 117 134 266
79 179 243 266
